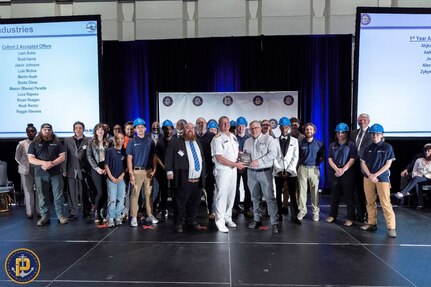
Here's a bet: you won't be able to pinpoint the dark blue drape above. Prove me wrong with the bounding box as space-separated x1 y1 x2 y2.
102 35 352 189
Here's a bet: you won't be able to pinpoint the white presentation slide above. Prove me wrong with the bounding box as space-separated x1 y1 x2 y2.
356 11 431 137
158 91 298 137
0 16 100 138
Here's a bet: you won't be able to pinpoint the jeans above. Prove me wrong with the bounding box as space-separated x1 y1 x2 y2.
247 168 279 225
35 174 65 218
401 176 431 206
107 179 126 220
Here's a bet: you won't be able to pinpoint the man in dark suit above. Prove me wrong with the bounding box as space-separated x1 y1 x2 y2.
63 121 92 222
350 113 372 222
165 122 206 233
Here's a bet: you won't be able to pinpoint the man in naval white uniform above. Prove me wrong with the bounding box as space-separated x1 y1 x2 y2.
211 116 246 233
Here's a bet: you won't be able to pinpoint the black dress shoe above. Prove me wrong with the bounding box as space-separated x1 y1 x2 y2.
83 216 92 224
248 221 263 229
272 224 280 234
175 224 184 233
291 217 302 225
68 215 78 220
355 216 366 223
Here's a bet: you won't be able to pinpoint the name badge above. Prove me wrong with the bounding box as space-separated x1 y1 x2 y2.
178 150 185 157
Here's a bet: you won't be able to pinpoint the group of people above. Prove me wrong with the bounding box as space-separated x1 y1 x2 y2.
15 113 429 238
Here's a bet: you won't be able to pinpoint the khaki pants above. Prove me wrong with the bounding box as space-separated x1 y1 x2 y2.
363 178 396 229
297 165 320 214
130 169 153 218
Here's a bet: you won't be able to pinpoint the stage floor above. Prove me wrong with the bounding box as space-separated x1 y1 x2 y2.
1 196 430 287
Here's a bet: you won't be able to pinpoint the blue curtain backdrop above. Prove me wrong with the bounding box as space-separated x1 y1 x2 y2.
102 34 352 189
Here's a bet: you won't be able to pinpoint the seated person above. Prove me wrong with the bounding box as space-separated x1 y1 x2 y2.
399 152 423 190
395 143 431 209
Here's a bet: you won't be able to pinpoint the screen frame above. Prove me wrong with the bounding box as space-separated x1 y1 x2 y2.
353 6 431 139
0 14 102 139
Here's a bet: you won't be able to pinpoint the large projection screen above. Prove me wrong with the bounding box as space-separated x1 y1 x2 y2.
354 7 431 138
0 15 101 138
158 92 298 137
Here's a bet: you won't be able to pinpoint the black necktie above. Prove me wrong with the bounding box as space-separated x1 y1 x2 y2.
356 129 364 147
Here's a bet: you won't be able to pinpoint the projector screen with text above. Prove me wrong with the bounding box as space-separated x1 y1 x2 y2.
0 15 101 138
158 91 298 137
355 7 431 137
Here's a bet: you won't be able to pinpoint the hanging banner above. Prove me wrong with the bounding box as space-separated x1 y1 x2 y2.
158 91 298 137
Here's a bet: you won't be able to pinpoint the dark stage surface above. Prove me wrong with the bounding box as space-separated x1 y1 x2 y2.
1 197 430 287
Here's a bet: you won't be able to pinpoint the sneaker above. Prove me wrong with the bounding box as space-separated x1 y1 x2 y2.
417 205 423 210
114 218 123 226
248 221 263 229
147 214 159 224
130 217 138 227
360 224 377 231
37 216 50 226
344 220 353 227
297 211 306 220
272 224 280 234
225 221 237 228
325 216 335 223
216 221 229 233
156 210 167 220
394 192 404 199
94 212 101 223
58 216 69 225
312 213 319 222
388 228 397 238
107 219 115 228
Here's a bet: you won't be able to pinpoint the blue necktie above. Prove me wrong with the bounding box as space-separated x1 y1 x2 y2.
189 141 200 171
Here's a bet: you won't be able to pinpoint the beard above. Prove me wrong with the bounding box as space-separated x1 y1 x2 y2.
184 131 196 141
41 133 53 141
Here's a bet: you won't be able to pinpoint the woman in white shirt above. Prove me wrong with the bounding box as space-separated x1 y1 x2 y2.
395 143 431 209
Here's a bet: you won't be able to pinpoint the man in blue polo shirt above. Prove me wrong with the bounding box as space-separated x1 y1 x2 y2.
359 124 397 238
126 117 157 227
297 122 325 222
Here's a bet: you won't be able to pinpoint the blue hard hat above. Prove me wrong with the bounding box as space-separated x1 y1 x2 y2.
279 117 291 127
207 121 218 129
133 117 146 127
162 119 174 128
236 116 248 126
230 120 236 127
335 123 349 132
369 123 384 133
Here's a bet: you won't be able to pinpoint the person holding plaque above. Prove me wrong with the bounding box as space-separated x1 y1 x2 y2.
244 120 279 234
211 116 246 233
273 117 301 224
